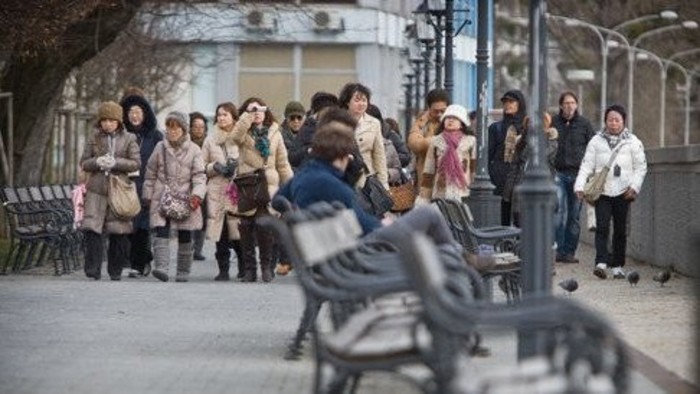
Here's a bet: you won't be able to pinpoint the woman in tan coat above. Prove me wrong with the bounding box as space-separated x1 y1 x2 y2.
143 111 207 282
80 101 141 280
232 97 294 282
201 102 243 281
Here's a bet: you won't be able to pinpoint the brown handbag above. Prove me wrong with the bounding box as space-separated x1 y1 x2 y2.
390 182 416 212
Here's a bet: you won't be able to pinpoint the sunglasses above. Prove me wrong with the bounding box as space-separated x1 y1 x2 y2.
288 115 303 121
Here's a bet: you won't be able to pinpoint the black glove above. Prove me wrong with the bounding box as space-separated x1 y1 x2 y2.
213 162 228 176
225 158 238 175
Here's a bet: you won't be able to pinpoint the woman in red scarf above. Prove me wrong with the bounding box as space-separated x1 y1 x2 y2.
418 104 476 202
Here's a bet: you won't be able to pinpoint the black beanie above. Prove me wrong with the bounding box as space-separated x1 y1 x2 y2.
605 104 627 124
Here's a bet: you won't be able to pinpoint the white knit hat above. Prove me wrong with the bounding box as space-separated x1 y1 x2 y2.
440 104 470 127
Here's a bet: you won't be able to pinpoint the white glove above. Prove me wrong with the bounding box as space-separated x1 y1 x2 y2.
96 154 116 171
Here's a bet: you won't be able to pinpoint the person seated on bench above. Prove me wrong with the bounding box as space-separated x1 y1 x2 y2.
276 108 465 260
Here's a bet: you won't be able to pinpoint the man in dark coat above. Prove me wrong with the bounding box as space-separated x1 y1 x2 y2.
280 101 306 171
120 92 163 277
552 91 595 263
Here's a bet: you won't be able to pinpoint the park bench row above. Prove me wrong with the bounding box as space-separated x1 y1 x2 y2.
1 185 82 275
261 200 628 393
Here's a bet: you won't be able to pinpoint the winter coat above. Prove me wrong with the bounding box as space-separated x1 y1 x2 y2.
231 112 294 217
201 124 241 241
420 133 477 200
384 138 402 185
553 111 595 175
80 127 141 234
408 112 441 188
383 124 411 167
120 94 163 230
280 123 305 171
355 114 388 189
488 89 528 196
574 130 647 197
142 135 207 231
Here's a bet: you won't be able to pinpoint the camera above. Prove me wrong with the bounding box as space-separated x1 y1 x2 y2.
248 105 267 113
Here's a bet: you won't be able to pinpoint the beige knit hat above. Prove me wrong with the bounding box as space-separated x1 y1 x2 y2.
440 104 470 127
98 101 124 122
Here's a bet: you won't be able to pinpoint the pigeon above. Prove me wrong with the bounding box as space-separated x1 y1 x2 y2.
627 271 640 287
558 278 579 294
653 270 671 287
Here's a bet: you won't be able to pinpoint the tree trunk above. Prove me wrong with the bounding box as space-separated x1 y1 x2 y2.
0 1 142 185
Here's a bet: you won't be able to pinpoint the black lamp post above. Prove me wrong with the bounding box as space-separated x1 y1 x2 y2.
465 0 500 227
403 75 414 142
416 17 436 95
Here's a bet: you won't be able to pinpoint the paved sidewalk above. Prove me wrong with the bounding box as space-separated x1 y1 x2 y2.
0 241 697 393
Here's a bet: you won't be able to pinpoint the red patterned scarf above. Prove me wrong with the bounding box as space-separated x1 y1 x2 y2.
438 131 465 188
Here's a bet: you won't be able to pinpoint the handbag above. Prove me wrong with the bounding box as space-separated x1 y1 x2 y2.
358 174 394 217
108 174 141 219
232 168 270 212
583 142 626 204
159 144 192 221
389 171 415 212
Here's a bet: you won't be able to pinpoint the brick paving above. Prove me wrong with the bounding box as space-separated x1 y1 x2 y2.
0 240 696 393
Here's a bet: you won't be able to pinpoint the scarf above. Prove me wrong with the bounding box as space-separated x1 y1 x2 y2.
167 133 187 149
190 133 206 147
601 128 631 149
438 131 465 188
252 126 270 159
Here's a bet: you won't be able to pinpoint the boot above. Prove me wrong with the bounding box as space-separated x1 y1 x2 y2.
231 240 244 279
239 221 257 283
193 230 206 261
258 227 275 283
152 237 170 282
215 259 230 281
176 242 193 282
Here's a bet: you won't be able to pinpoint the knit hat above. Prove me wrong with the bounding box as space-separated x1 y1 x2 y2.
284 101 306 118
98 101 123 122
165 111 189 131
441 104 470 127
605 104 627 124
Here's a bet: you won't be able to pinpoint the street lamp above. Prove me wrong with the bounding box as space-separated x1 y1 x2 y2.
416 17 436 95
669 47 700 62
611 10 679 31
626 20 698 131
547 14 632 127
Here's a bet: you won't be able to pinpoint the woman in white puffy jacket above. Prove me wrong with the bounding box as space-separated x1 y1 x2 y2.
574 104 647 280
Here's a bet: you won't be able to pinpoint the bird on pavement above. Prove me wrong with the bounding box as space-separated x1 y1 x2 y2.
627 271 640 287
558 278 578 294
653 270 671 287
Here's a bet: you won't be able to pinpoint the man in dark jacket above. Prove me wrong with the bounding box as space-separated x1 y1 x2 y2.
280 101 306 171
552 91 595 263
120 92 163 277
488 89 527 226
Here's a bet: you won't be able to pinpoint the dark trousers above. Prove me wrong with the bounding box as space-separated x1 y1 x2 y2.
215 220 240 262
154 224 192 243
129 228 153 273
501 200 512 226
594 195 630 268
84 230 129 279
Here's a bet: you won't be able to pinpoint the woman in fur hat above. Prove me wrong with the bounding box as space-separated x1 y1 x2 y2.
200 102 244 281
419 104 477 202
80 101 141 280
142 111 206 282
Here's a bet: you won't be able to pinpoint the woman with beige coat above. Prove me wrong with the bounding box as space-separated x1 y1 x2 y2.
338 82 389 190
201 102 243 281
143 111 207 282
80 101 141 280
232 97 294 282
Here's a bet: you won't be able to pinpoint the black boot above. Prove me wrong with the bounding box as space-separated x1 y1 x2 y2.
231 240 244 279
215 259 230 281
258 227 274 283
239 220 257 283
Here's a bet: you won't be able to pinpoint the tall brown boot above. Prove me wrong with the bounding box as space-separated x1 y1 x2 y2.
239 219 257 283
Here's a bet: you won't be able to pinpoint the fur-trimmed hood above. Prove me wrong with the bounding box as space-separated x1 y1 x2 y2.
120 94 158 135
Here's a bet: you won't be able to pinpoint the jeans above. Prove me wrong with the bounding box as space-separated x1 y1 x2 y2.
555 172 582 257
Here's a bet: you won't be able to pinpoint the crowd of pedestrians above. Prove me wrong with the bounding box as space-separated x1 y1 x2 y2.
78 82 647 283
